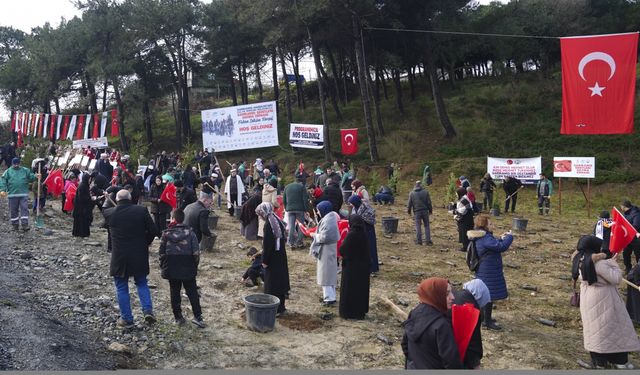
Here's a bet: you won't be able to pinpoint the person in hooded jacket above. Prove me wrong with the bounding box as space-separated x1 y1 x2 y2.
467 214 513 330
401 277 462 369
159 208 204 328
572 235 640 369
455 187 475 252
448 279 491 369
338 215 370 320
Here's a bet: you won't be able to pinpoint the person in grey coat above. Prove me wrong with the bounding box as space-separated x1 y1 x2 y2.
407 181 433 245
310 200 340 306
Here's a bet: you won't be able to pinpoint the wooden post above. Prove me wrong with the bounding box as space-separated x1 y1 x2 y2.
558 177 562 215
587 178 591 218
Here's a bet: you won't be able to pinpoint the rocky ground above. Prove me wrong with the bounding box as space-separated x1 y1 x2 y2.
0 187 639 370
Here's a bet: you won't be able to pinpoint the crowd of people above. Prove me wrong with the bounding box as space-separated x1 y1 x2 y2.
2 145 640 370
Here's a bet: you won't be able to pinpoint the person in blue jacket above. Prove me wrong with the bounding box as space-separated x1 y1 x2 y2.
466 214 513 330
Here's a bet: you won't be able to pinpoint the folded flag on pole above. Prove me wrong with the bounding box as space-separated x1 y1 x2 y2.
610 207 638 253
561 32 639 134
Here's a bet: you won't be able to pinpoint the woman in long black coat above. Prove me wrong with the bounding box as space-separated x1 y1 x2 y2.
255 202 290 315
455 187 475 252
72 173 94 237
339 214 370 319
149 176 171 232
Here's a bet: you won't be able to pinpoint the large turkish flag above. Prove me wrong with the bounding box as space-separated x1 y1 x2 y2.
340 128 358 155
561 32 638 134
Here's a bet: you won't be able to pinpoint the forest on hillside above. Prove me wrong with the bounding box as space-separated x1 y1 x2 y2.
0 0 639 159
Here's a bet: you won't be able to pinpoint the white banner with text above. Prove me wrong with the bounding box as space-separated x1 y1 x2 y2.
487 156 542 181
553 157 595 178
289 123 324 149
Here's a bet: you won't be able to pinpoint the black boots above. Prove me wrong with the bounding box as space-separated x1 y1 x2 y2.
483 303 501 330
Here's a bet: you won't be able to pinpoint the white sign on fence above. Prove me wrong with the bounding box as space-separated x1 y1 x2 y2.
553 157 595 178
201 101 278 152
487 156 542 181
289 123 324 149
72 137 109 149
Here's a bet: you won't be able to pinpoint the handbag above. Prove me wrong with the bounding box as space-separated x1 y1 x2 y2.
570 279 580 307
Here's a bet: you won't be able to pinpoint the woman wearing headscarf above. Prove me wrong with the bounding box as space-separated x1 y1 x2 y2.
310 200 340 306
455 187 475 252
149 176 171 232
240 193 262 241
401 277 462 369
351 180 370 202
338 215 370 320
348 195 379 274
259 178 279 238
467 214 513 330
448 279 491 369
572 235 640 369
255 202 290 315
72 173 94 237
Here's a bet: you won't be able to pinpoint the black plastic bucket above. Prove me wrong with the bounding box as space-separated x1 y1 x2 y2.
512 217 528 231
242 293 280 333
208 214 219 230
200 233 217 251
381 216 399 234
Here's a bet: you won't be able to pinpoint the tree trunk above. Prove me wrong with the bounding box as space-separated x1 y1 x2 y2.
339 48 349 104
112 76 129 151
317 50 343 121
352 15 378 162
102 80 108 112
142 98 153 145
171 89 181 148
181 77 191 142
290 53 305 109
242 60 249 104
371 69 384 136
271 51 279 111
278 47 293 125
325 45 345 106
54 98 60 114
308 29 332 161
255 60 263 100
238 64 246 105
379 68 388 100
408 67 416 101
425 34 456 138
392 69 404 115
229 63 238 106
85 71 98 114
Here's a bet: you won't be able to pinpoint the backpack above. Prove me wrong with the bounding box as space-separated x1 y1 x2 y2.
466 240 484 272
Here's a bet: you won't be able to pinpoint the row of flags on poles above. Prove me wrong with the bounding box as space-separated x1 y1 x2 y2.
11 109 120 146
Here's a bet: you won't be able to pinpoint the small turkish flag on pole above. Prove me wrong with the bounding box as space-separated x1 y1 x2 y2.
340 128 358 155
610 207 638 253
561 32 639 134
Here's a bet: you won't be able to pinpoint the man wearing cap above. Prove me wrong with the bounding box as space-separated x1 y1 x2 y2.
97 153 114 179
107 189 159 328
407 180 433 246
536 173 553 215
0 158 38 231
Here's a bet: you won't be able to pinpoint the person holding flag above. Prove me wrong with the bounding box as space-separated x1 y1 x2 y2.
620 201 640 273
571 235 640 370
149 176 172 232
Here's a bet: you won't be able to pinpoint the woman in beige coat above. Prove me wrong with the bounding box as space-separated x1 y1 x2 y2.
572 235 640 369
258 181 279 238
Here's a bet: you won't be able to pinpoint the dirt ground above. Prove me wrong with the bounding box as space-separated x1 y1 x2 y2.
1 186 639 370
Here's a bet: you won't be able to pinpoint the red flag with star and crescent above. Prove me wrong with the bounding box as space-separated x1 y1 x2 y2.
561 32 638 134
43 169 64 197
610 207 638 254
340 128 358 155
160 182 177 209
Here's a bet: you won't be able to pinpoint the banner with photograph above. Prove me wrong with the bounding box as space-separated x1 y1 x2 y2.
553 157 595 178
201 101 278 152
72 137 109 149
289 123 324 149
487 156 542 182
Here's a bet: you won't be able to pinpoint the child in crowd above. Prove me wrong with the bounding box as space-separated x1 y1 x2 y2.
159 208 205 328
593 210 612 258
242 247 264 287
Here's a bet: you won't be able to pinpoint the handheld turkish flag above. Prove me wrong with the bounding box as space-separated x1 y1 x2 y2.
561 32 638 134
340 128 358 155
44 169 64 197
451 303 480 361
336 219 349 258
610 207 638 253
64 184 77 212
160 183 177 209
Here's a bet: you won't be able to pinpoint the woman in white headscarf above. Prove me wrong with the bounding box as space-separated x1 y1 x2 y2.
255 202 290 315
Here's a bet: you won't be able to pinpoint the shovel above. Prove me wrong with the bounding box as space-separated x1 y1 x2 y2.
35 164 45 229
